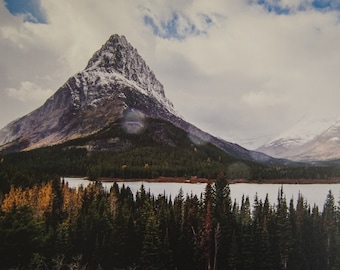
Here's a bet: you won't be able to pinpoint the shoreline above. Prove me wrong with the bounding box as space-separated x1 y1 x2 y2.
95 176 340 185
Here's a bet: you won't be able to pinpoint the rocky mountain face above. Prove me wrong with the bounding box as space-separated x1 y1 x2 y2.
257 117 340 161
0 34 278 164
0 35 175 150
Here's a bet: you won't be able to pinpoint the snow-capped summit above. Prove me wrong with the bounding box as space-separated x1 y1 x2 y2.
85 35 171 109
86 35 163 94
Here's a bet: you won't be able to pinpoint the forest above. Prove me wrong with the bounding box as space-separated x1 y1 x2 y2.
2 117 340 192
0 175 339 270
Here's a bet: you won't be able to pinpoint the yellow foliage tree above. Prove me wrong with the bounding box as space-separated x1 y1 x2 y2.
1 182 54 219
62 183 82 222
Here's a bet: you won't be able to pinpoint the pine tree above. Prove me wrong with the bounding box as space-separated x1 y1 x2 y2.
199 183 214 270
55 221 74 260
212 174 232 269
322 190 337 268
253 195 273 270
334 198 340 269
140 213 163 270
161 228 175 270
310 205 326 269
228 229 239 270
276 187 293 270
0 205 44 268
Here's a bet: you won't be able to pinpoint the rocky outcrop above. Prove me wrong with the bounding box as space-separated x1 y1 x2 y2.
0 35 176 151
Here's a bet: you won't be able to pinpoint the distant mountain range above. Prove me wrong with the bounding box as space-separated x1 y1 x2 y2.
257 117 340 162
0 34 281 166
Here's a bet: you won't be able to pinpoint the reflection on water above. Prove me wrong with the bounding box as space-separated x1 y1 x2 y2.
62 177 340 209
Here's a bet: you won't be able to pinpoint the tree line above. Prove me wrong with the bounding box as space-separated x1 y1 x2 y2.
3 117 340 191
0 175 339 269
2 139 340 194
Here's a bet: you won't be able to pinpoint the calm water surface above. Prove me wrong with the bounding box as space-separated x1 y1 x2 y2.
63 178 340 209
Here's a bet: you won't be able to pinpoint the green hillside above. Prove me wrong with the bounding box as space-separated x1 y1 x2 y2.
0 118 255 187
1 118 340 191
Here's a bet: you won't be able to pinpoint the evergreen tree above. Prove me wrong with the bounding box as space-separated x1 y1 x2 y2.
253 194 273 270
228 229 239 270
199 183 214 270
322 190 337 268
310 205 326 269
239 196 254 270
0 205 44 268
212 174 233 269
276 187 293 269
161 228 175 270
55 221 74 260
140 213 163 270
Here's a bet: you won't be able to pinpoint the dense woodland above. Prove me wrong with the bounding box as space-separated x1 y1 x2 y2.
1 120 340 269
0 175 339 269
1 122 340 192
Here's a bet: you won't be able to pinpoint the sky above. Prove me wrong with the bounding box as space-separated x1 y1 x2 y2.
1 0 340 149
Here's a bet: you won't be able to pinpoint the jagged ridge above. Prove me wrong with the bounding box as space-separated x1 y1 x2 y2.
85 35 175 114
0 35 176 150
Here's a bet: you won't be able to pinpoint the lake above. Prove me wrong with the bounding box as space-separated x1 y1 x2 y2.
63 177 340 210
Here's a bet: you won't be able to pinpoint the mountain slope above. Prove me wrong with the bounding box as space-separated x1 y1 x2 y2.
0 118 259 180
0 35 176 151
257 117 340 161
0 34 280 165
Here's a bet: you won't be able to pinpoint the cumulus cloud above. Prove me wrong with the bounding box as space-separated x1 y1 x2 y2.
1 0 340 148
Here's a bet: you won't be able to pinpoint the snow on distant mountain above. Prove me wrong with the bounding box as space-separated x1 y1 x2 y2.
257 116 340 161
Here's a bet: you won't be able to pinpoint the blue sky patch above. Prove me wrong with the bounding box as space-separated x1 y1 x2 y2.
4 0 47 23
313 0 340 10
144 12 206 40
256 0 340 14
256 0 291 15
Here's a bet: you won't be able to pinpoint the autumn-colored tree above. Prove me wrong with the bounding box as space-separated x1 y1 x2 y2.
62 182 82 222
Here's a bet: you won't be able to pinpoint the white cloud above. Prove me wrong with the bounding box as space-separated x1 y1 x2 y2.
241 90 287 108
6 81 53 102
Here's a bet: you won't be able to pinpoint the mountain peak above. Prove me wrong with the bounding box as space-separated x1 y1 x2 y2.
85 34 166 100
85 34 130 70
0 34 177 151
